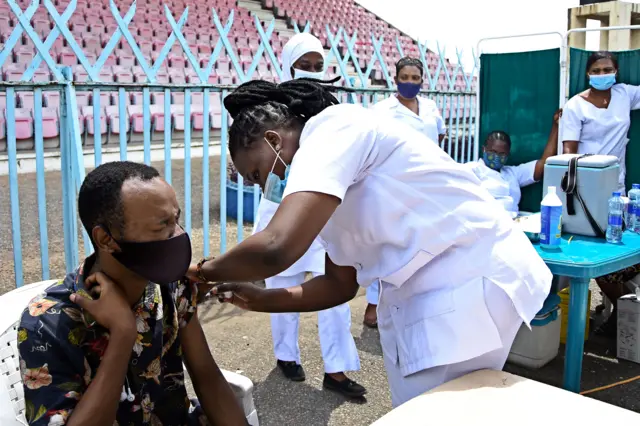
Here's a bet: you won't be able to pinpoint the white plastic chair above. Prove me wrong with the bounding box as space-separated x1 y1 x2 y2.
0 280 58 426
0 280 259 426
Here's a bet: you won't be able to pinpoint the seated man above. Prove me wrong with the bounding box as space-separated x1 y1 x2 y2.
467 109 562 217
18 161 247 426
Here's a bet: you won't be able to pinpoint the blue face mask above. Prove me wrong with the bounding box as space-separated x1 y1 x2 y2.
483 151 508 171
397 82 421 99
263 139 289 204
589 73 616 91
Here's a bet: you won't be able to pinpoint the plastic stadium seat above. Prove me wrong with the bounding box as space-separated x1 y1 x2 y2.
75 92 90 107
18 92 34 109
149 104 167 133
116 50 136 67
81 105 107 137
151 92 166 105
172 92 185 104
130 92 143 105
105 105 130 139
169 54 186 69
113 66 134 83
44 92 60 109
127 104 144 134
13 108 33 140
14 46 34 64
169 70 186 84
41 107 59 139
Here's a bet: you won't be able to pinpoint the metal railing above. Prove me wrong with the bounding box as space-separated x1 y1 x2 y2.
0 0 478 288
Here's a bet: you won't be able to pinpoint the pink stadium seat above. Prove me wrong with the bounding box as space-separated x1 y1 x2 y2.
44 92 60 109
172 92 184 104
113 66 134 83
169 54 186 69
151 92 166 105
14 108 33 140
18 92 34 109
76 92 91 107
81 106 107 137
73 66 89 82
106 105 130 138
14 46 35 64
169 70 186 84
127 104 144 134
41 107 59 139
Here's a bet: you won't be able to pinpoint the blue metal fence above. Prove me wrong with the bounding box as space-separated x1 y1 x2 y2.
0 0 478 288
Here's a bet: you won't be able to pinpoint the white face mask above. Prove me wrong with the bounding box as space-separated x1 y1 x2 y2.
293 68 325 80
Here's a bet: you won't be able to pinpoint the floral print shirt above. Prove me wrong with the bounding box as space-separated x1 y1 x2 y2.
18 256 205 426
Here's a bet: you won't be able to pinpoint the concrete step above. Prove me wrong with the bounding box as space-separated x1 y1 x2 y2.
239 0 289 30
237 0 263 12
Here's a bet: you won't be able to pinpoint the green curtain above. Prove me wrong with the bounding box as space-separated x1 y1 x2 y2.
569 48 640 189
479 48 560 212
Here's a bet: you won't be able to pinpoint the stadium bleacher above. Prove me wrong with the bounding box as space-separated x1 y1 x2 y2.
0 0 475 152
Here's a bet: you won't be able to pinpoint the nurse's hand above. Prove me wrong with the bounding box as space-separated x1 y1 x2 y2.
553 108 562 126
210 282 266 311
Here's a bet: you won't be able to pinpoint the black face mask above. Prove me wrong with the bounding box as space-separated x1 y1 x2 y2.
108 228 192 285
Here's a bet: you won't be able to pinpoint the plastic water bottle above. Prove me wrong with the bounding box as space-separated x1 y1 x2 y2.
606 192 624 244
628 183 640 233
540 186 563 249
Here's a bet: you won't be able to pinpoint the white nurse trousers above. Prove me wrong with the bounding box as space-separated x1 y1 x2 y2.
379 279 523 408
265 272 361 374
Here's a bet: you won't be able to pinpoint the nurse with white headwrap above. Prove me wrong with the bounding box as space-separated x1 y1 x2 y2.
252 32 364 398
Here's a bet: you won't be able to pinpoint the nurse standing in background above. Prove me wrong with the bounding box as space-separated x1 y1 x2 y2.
467 109 562 218
251 32 364 397
372 57 447 144
364 56 447 328
562 50 640 337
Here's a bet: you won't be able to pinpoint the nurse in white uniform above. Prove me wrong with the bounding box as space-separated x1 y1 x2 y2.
562 50 640 337
192 78 552 408
467 109 561 218
365 56 447 328
250 32 363 397
372 56 446 144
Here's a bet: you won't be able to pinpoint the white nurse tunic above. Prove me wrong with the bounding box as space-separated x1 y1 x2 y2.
282 103 552 406
466 158 537 217
562 83 640 193
372 95 446 143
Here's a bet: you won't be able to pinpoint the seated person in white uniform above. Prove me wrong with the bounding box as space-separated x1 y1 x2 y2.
251 32 364 398
372 56 446 144
191 78 553 408
467 108 562 218
562 50 640 337
364 57 447 328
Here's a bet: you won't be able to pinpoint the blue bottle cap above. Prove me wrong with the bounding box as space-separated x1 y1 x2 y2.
613 192 621 197
633 183 640 189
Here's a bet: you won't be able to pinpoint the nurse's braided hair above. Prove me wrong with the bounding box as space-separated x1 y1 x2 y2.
224 78 344 157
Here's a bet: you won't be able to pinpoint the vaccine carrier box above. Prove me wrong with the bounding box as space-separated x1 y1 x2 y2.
543 154 620 237
508 294 561 369
617 292 640 364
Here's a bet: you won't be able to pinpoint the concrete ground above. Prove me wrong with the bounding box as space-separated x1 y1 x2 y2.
2 157 640 425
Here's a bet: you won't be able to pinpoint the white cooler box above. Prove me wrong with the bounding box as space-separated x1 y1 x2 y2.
543 154 619 237
508 294 561 369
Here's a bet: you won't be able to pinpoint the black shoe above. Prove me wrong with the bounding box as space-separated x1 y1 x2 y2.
323 373 367 398
277 360 306 382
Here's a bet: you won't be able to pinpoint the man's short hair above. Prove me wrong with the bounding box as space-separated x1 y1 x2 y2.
78 161 160 246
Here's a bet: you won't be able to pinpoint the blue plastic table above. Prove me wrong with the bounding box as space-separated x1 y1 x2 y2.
533 231 640 393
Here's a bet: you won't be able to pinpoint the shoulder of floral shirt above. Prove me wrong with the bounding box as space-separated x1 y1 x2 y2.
19 274 82 334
